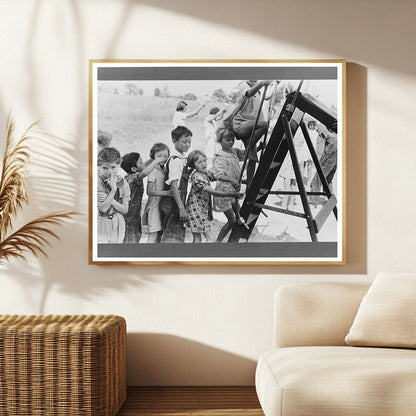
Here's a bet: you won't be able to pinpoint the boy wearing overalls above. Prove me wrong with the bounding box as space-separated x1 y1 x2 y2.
160 126 192 243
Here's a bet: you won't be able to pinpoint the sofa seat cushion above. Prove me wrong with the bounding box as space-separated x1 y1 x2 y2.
256 346 416 416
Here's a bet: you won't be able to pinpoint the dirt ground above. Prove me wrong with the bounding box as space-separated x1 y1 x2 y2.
139 192 337 244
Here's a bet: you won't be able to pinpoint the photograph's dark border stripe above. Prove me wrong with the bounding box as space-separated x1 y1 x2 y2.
97 242 337 258
97 66 338 81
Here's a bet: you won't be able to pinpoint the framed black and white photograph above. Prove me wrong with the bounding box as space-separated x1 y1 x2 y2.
89 60 345 264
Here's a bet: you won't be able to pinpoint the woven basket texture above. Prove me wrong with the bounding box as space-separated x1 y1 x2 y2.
0 314 126 416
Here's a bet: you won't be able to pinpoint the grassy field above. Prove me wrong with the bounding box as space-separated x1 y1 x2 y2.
97 92 214 161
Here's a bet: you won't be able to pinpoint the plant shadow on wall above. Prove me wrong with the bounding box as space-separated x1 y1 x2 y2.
135 0 412 76
0 2 164 313
0 117 155 314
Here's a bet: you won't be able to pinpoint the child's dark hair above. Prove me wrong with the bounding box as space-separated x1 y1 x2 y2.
307 119 317 129
176 100 188 111
149 143 170 160
209 107 220 115
216 126 235 143
121 152 141 174
171 126 193 142
98 147 121 166
187 150 206 171
97 130 112 148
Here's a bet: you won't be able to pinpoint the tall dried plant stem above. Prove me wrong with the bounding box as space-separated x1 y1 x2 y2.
0 115 78 264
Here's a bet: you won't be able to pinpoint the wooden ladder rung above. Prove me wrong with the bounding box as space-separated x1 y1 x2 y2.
252 202 307 219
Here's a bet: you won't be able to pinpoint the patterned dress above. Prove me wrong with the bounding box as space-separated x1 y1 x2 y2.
212 149 240 212
186 171 213 233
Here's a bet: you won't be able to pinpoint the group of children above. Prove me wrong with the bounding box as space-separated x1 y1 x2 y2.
97 124 245 244
97 78 338 245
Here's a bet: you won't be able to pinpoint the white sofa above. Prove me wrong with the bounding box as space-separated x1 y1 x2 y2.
255 282 416 416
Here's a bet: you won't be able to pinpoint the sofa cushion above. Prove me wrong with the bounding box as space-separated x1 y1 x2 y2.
274 283 370 348
256 346 416 416
345 272 416 348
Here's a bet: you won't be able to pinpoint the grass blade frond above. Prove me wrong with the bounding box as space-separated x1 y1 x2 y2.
0 211 79 264
0 117 39 237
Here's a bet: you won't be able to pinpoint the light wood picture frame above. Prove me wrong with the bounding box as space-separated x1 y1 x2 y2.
89 60 345 264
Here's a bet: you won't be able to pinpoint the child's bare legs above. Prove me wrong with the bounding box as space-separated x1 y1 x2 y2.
203 230 214 243
192 232 202 243
288 179 297 208
216 208 236 242
231 200 249 229
193 231 214 243
231 200 241 221
282 178 297 209
147 231 162 243
241 122 268 160
241 121 268 187
281 178 290 209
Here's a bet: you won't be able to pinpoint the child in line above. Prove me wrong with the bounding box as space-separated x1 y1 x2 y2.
225 80 271 187
204 107 226 169
186 150 242 243
142 143 171 243
97 147 131 243
212 127 246 242
172 100 205 128
160 126 193 243
121 151 167 243
97 130 112 150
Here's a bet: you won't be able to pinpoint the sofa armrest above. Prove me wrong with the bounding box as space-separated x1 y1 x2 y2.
273 282 370 348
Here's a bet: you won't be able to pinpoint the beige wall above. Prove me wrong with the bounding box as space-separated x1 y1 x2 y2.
0 0 415 385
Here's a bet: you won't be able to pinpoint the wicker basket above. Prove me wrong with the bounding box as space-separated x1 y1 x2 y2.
0 314 126 416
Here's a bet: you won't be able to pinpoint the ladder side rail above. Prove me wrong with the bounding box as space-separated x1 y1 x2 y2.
269 190 326 196
296 94 338 133
300 121 338 219
252 113 304 218
228 92 303 242
260 81 279 159
237 85 269 185
228 113 288 242
239 112 308 240
241 137 289 240
282 113 318 241
243 91 305 209
229 115 302 241
300 121 334 197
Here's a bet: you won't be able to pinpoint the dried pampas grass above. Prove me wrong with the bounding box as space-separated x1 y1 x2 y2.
0 115 78 265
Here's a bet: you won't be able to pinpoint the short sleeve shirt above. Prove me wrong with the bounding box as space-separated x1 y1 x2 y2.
165 150 186 186
232 81 265 127
173 111 187 127
212 149 240 182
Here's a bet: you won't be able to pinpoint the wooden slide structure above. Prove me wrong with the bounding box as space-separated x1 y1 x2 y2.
228 88 338 243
